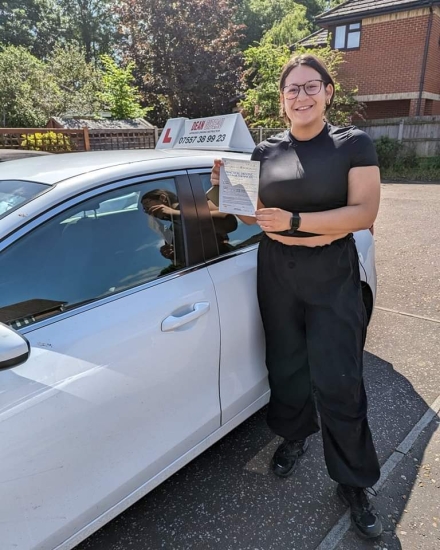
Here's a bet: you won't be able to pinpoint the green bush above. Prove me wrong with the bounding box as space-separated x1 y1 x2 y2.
374 136 403 169
395 145 418 169
374 136 440 180
420 156 440 169
21 131 72 152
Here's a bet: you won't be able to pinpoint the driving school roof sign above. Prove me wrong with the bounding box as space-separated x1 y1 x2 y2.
156 113 255 153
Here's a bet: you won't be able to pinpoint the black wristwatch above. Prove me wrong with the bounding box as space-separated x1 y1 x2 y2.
287 213 301 234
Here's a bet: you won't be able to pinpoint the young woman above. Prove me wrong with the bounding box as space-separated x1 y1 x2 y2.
211 54 383 540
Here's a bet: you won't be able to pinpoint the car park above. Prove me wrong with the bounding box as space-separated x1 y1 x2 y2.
0 115 377 550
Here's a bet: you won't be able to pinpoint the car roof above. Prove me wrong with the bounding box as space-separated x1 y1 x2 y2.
0 149 249 186
0 149 53 162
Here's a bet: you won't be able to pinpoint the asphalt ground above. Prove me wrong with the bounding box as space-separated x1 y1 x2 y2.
76 182 440 550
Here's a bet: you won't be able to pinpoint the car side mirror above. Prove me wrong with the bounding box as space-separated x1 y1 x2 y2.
0 322 30 370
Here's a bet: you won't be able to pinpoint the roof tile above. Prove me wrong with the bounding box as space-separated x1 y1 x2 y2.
297 28 329 47
317 0 433 22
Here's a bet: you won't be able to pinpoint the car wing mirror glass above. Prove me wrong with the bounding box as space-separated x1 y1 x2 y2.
0 322 30 370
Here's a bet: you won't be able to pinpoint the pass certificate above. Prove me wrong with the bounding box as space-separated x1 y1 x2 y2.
219 158 260 217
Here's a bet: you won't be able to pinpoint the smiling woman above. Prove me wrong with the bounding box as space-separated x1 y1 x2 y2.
279 59 335 134
211 53 383 540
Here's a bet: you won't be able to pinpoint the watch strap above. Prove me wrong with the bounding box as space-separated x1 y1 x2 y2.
287 212 301 234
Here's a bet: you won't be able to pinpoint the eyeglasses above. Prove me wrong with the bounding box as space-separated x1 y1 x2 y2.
282 80 325 100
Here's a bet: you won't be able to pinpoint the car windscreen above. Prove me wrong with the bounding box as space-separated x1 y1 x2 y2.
0 180 50 219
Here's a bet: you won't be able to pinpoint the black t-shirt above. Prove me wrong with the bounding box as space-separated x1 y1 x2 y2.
251 122 379 237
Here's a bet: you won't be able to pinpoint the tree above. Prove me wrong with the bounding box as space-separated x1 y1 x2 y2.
0 45 107 127
235 0 326 48
295 0 328 19
58 0 117 63
0 46 59 126
0 0 63 59
326 0 345 8
98 55 147 119
241 41 291 127
262 4 311 46
116 0 243 126
48 44 104 116
236 0 298 48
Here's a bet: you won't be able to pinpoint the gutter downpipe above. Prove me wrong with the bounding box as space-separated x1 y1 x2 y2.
417 3 434 116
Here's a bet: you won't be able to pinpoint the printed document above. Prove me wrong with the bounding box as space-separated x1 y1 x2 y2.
219 158 260 217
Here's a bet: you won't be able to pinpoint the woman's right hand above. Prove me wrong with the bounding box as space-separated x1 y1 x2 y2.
211 159 223 186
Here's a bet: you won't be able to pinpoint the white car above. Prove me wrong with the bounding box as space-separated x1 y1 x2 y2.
0 117 377 550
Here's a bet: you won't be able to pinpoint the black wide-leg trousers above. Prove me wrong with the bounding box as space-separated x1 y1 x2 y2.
257 234 380 488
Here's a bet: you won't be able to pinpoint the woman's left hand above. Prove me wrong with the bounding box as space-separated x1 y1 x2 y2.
255 208 292 233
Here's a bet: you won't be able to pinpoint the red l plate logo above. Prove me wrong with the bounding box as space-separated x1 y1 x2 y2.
163 128 172 144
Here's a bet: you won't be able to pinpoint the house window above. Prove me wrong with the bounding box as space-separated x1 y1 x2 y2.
334 22 361 50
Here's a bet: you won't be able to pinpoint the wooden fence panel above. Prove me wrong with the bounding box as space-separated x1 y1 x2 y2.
357 116 440 157
0 128 157 153
87 129 156 151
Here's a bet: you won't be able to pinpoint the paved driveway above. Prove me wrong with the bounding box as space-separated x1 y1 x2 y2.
76 182 440 550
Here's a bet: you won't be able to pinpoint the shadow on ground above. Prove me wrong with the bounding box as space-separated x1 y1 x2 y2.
76 347 437 550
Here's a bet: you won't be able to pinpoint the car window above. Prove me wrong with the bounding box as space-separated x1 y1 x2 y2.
199 173 262 255
0 180 49 219
0 178 186 328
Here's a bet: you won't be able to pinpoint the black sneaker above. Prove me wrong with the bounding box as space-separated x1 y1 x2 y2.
337 484 383 539
271 438 308 477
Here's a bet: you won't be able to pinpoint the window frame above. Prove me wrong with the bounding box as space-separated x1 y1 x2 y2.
0 170 205 333
332 21 362 51
187 169 263 264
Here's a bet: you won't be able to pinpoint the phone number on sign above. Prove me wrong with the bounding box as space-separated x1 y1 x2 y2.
178 134 227 145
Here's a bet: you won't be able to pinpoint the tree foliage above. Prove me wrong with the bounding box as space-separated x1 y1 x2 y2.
236 0 327 48
58 0 117 63
116 0 244 126
0 1 118 63
241 41 291 127
326 0 345 8
0 0 63 59
0 44 105 127
295 0 328 18
47 44 104 116
0 46 58 127
262 4 311 46
98 56 147 119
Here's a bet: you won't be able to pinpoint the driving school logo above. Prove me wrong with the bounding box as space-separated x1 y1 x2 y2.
191 118 225 132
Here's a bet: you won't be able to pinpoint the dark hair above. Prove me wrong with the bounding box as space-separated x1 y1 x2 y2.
141 189 179 206
279 54 335 114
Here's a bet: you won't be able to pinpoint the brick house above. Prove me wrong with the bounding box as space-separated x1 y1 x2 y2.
298 0 440 119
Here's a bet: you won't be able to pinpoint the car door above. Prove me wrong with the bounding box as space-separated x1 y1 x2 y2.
0 172 221 550
188 170 269 426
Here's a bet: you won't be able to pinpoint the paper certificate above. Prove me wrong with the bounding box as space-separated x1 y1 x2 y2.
219 158 260 217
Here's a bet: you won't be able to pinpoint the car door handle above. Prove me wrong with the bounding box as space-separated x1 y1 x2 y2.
161 302 210 332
